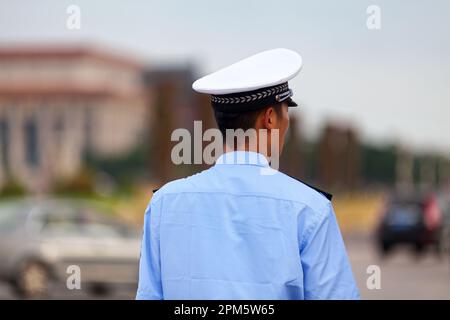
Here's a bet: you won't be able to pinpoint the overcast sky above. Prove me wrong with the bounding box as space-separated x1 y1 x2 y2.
0 0 449 155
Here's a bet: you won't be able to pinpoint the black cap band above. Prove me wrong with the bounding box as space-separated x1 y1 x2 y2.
211 82 297 113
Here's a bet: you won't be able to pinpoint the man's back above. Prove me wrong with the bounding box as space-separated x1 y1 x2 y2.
136 151 360 299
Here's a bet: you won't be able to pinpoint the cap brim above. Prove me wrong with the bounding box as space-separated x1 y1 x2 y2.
287 97 298 107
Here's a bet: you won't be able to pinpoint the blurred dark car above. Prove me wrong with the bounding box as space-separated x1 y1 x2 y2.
376 193 443 256
0 198 141 298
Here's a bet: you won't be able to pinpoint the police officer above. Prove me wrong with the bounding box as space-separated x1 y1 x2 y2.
136 48 360 300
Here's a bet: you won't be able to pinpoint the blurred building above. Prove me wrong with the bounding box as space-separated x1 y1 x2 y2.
280 114 305 179
318 123 361 190
143 66 215 182
0 46 149 191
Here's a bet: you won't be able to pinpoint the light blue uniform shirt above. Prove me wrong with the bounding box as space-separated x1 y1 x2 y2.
136 151 360 300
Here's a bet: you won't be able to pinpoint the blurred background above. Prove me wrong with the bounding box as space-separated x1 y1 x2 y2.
0 0 449 299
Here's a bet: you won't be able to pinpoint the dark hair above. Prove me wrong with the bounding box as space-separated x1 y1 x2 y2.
213 103 283 137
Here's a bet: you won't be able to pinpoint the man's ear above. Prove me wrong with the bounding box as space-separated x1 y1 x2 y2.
262 106 276 130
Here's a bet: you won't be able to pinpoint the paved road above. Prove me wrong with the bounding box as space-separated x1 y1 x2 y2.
1 234 449 300
0 282 136 300
346 234 450 299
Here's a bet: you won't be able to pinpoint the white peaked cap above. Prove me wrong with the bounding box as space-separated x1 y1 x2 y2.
193 48 302 94
192 48 302 113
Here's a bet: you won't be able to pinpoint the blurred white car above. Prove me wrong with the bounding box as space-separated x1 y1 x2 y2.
0 198 141 298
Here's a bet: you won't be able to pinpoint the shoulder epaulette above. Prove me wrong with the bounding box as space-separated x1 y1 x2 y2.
286 175 333 201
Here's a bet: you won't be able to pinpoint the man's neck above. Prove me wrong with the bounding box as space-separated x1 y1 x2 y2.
223 145 269 159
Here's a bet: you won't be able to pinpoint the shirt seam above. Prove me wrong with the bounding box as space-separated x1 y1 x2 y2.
300 202 331 250
157 190 329 213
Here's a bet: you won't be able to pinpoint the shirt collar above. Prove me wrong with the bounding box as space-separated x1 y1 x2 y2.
215 151 269 167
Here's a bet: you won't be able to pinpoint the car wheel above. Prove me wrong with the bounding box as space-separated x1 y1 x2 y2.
378 241 392 256
89 283 111 297
14 261 50 299
413 242 425 258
